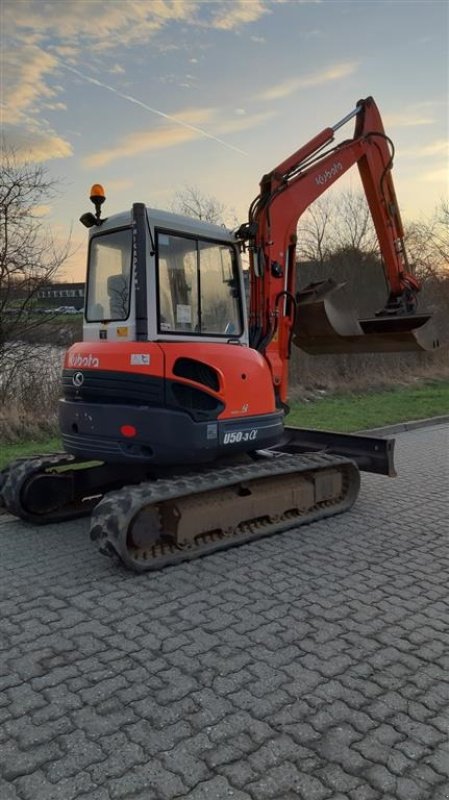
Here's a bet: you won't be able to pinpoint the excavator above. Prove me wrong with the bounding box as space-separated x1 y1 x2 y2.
1 97 439 572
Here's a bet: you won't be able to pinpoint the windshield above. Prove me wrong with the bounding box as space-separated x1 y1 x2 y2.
157 232 242 336
86 228 133 322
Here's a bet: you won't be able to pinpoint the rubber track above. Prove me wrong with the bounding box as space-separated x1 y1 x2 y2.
0 453 94 524
90 452 360 572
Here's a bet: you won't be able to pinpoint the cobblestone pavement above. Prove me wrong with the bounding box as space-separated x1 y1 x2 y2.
0 424 448 800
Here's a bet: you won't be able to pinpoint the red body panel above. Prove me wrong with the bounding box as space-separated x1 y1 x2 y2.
65 341 165 377
163 342 276 419
65 341 276 420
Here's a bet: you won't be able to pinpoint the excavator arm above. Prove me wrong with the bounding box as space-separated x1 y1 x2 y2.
242 96 437 403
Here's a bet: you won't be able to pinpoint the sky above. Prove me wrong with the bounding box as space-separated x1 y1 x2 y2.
2 0 448 280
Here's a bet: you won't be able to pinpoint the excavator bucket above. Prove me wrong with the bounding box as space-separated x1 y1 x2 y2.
293 280 440 355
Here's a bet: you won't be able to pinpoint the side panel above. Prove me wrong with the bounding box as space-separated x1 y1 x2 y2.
64 341 277 420
60 341 282 464
161 342 276 419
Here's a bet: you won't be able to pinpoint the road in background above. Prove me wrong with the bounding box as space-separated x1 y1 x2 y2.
0 425 448 800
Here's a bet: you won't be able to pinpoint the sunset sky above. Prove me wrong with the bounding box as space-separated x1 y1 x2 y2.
2 0 448 280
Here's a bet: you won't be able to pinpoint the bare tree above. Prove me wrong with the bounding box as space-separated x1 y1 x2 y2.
296 190 392 315
406 199 449 280
170 184 236 227
333 190 378 255
0 147 71 404
296 196 334 265
297 190 379 266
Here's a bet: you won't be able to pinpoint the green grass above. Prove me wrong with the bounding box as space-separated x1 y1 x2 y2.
0 438 62 471
1 381 448 471
287 380 449 432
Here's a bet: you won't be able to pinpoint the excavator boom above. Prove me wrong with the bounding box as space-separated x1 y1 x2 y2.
244 97 439 403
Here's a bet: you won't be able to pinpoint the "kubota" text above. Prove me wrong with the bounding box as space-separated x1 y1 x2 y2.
315 161 343 186
69 353 100 368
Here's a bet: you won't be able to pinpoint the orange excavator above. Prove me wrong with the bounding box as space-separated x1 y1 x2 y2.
1 97 439 571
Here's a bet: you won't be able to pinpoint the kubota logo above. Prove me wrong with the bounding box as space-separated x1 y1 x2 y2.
315 161 343 186
69 353 100 368
72 371 84 387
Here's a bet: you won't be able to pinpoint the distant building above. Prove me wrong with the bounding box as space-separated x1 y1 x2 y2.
38 282 85 309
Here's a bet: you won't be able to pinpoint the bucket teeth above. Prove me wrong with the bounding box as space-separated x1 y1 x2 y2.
294 279 439 354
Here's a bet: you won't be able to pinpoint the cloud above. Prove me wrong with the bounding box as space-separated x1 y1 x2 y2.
216 111 278 136
401 139 449 158
83 126 200 168
384 113 435 128
3 1 200 49
2 46 59 125
257 62 357 101
44 102 68 112
210 0 269 31
421 167 449 183
83 108 277 168
63 65 246 155
50 45 79 62
421 140 449 156
2 44 72 162
3 0 269 52
31 204 52 218
106 178 135 191
2 125 73 162
2 1 273 166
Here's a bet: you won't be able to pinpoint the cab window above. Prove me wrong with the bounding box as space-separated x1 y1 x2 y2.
157 232 242 336
86 228 133 322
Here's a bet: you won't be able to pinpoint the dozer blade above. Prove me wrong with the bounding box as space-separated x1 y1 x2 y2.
293 279 440 354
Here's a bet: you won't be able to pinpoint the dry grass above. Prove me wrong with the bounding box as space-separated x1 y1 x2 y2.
0 407 59 445
289 347 449 402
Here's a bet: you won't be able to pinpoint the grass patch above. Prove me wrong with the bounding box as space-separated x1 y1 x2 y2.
0 438 62 471
287 380 449 431
1 381 448 471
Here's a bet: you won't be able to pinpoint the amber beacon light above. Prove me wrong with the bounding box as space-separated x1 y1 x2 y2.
80 183 106 228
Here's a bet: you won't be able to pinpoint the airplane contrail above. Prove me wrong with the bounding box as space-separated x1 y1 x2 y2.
61 63 247 156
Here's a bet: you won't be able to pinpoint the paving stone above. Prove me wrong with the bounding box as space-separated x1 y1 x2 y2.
126 717 192 755
217 758 261 789
160 737 212 787
317 762 362 793
0 740 63 781
46 730 105 781
247 762 331 799
0 776 21 799
247 733 302 771
424 747 449 777
16 769 96 800
181 775 252 799
4 714 74 749
364 764 399 794
314 722 360 753
109 758 186 799
394 776 431 800
349 786 381 800
0 423 448 800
